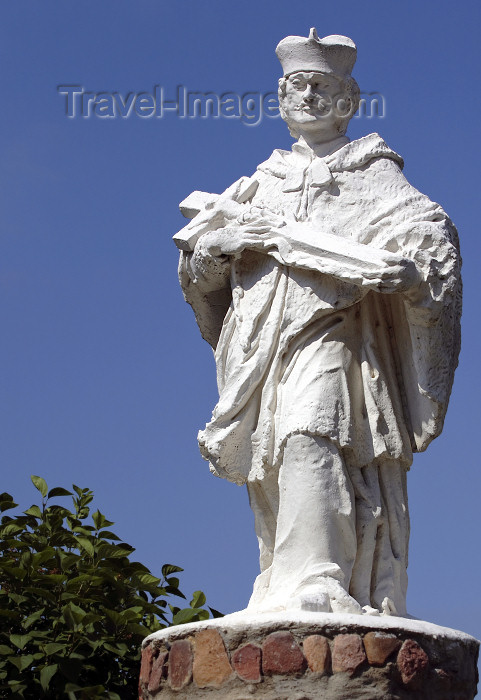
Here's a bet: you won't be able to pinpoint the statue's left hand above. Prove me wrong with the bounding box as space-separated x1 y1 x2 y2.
237 205 286 233
374 257 421 294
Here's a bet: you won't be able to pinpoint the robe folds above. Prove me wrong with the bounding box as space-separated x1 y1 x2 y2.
179 133 462 487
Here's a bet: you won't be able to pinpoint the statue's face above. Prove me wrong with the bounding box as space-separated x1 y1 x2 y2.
280 71 347 137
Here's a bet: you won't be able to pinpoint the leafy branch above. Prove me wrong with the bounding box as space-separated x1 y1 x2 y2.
0 476 221 699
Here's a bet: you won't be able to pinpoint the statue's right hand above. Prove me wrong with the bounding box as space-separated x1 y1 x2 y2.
188 230 233 289
196 228 263 259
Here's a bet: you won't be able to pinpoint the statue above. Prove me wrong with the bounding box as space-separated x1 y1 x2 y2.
174 29 461 619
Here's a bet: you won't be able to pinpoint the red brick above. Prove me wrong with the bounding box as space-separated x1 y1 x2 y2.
192 629 233 688
232 643 262 682
303 635 331 674
397 639 429 686
262 631 307 676
363 631 401 666
148 651 168 693
139 644 153 686
168 639 193 690
332 634 366 676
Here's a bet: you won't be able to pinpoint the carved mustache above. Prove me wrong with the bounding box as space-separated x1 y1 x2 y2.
295 97 331 113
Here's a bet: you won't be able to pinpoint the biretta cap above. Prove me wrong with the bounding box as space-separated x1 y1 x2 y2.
276 28 357 78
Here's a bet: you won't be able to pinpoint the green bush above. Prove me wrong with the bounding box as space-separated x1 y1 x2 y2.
0 476 220 699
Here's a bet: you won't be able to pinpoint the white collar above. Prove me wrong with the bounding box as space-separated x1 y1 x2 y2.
292 135 350 160
257 133 404 180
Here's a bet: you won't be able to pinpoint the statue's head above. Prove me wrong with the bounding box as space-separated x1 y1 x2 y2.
276 28 360 141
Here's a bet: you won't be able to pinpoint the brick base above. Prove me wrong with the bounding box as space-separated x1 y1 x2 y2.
139 612 479 699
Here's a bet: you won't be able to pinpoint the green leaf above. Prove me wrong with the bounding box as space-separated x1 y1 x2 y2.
190 590 206 608
8 654 34 672
40 663 58 691
23 608 45 628
40 573 65 584
162 564 183 576
0 609 19 620
1 522 24 536
0 499 18 513
103 642 126 656
104 609 124 626
65 683 107 698
9 593 28 605
23 586 56 603
125 622 152 636
62 602 86 628
31 475 48 498
47 487 73 498
124 605 143 615
20 550 33 568
32 548 56 566
73 525 95 536
166 576 180 589
117 608 141 623
136 573 161 586
61 607 78 629
75 536 94 556
165 585 186 599
44 642 66 655
91 509 105 529
9 634 32 650
2 565 27 580
97 530 121 541
24 505 42 518
172 608 201 625
58 552 79 571
81 612 102 626
69 602 87 616
0 644 13 655
27 630 50 641
72 484 83 497
97 543 133 559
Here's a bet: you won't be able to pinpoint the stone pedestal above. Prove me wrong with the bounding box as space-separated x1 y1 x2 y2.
139 611 479 699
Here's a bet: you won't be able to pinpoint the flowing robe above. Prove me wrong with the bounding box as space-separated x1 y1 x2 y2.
179 133 461 488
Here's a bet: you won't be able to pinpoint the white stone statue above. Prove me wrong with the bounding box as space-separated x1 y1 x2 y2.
175 29 461 618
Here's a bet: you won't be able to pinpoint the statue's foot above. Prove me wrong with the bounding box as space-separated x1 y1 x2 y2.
362 604 381 616
287 588 330 613
288 578 363 615
361 598 407 617
326 579 363 614
381 597 398 616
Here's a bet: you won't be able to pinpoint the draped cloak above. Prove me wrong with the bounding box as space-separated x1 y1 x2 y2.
179 133 462 486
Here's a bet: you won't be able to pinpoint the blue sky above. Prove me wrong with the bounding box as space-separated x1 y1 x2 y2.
1 0 480 658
